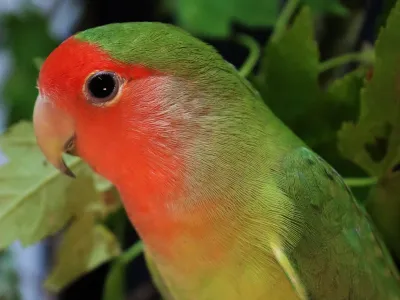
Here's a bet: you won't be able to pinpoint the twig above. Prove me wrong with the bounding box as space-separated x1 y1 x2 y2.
344 177 378 187
318 50 375 73
236 34 260 78
120 240 144 264
271 0 301 43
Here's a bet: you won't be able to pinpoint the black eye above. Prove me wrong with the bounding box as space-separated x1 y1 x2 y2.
85 71 120 105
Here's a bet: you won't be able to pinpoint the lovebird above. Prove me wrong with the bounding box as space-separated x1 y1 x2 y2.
32 22 400 300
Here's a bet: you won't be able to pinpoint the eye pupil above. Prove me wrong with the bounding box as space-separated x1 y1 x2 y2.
88 73 115 98
86 71 119 104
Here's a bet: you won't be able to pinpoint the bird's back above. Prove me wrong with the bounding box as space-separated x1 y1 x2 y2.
276 146 400 299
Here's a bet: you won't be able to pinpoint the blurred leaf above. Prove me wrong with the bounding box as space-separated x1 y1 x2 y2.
94 174 113 193
0 122 84 248
1 10 58 125
0 122 122 290
302 0 348 15
172 0 278 37
367 174 400 261
45 214 121 292
168 0 348 37
375 0 399 35
234 0 279 27
325 68 365 139
337 1 400 260
319 68 370 200
338 1 400 177
258 6 319 122
0 121 115 245
252 6 369 194
0 250 20 300
254 7 323 145
33 57 44 71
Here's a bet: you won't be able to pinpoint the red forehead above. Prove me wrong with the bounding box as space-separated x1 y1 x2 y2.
38 37 153 102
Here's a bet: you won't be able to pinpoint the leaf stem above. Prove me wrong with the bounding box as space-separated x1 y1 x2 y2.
344 177 378 187
236 34 260 77
120 240 144 264
271 0 301 43
113 209 126 244
318 51 374 73
102 230 140 300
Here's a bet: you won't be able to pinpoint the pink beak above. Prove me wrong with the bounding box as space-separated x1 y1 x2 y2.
33 94 76 177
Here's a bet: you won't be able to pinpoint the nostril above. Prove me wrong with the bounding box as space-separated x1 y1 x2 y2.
64 135 77 155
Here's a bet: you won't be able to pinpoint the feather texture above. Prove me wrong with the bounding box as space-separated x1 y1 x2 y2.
38 22 400 300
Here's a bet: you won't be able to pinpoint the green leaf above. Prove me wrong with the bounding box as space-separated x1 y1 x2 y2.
0 122 95 248
0 121 122 290
374 0 399 35
33 57 44 71
366 173 400 261
45 214 121 292
337 0 400 177
94 174 113 193
1 11 59 125
302 0 348 15
321 68 371 201
325 68 365 135
337 0 400 261
168 0 347 37
254 4 361 153
320 68 365 157
172 0 278 37
234 0 279 27
313 68 366 158
255 7 322 144
0 122 120 248
254 7 369 192
0 250 20 300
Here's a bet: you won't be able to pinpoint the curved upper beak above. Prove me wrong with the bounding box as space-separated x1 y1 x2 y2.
33 95 76 178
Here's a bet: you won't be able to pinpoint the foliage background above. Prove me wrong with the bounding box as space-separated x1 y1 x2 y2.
0 0 399 299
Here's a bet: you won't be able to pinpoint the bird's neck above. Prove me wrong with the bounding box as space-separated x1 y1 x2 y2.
114 122 265 272
116 156 296 300
116 163 232 264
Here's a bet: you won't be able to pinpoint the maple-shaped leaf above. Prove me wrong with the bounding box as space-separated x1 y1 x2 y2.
337 0 400 261
171 0 278 37
338 1 400 177
254 6 326 146
168 0 346 38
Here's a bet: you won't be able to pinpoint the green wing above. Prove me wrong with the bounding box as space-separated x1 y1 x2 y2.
278 147 400 299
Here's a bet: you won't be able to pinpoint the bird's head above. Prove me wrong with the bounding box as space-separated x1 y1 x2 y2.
33 22 238 187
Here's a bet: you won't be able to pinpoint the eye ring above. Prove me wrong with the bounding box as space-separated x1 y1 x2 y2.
84 71 122 106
